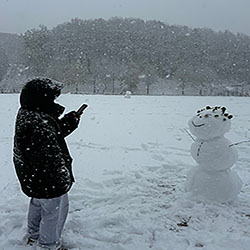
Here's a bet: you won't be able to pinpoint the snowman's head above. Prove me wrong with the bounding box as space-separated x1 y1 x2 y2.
188 106 233 140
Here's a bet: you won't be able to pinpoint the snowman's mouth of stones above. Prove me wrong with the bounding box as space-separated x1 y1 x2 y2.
192 121 205 127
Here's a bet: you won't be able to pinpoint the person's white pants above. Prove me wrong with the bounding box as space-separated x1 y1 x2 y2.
27 193 69 249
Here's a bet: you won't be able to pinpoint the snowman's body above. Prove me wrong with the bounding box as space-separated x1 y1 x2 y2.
191 137 238 171
124 91 132 98
185 106 242 202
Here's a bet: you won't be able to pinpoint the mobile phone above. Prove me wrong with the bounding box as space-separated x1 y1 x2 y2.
76 104 88 115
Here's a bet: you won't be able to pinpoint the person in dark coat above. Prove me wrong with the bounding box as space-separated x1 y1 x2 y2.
13 77 83 250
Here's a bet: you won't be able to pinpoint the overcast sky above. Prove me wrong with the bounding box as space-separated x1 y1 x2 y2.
0 0 250 35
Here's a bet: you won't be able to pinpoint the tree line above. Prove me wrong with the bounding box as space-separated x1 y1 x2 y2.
1 17 250 95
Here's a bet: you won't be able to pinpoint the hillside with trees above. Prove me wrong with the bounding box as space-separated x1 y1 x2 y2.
1 17 250 95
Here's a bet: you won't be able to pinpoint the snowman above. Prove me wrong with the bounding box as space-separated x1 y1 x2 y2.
185 106 242 202
124 91 132 98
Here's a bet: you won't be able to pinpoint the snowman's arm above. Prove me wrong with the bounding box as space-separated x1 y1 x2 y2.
183 128 195 141
229 140 250 147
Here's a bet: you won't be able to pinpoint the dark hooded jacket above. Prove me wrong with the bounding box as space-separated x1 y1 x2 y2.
13 78 79 198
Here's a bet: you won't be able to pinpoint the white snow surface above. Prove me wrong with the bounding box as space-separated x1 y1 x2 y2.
0 94 250 250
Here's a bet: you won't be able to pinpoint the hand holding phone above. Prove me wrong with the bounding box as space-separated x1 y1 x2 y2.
76 104 88 116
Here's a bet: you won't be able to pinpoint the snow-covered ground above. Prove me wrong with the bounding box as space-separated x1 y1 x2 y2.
0 94 250 250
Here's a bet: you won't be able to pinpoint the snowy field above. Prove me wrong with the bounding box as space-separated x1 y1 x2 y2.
0 94 250 250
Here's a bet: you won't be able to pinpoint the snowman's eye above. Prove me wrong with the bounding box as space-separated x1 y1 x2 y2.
204 114 211 118
214 114 219 118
